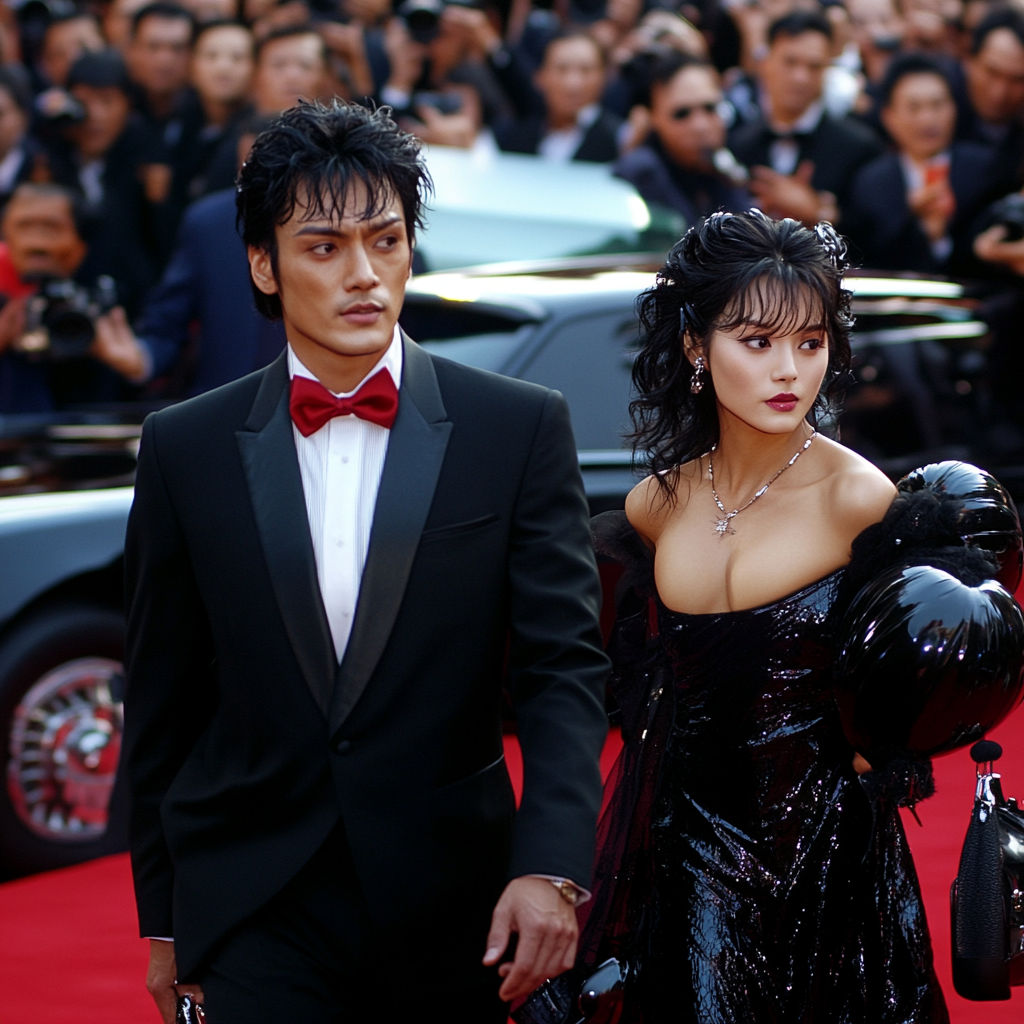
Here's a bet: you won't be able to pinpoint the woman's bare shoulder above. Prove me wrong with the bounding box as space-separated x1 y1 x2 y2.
817 437 897 534
625 461 703 544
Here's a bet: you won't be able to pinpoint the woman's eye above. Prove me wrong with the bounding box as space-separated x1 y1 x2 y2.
800 338 825 350
742 336 770 349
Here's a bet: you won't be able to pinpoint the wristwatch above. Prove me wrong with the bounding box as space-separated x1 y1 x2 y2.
550 878 580 906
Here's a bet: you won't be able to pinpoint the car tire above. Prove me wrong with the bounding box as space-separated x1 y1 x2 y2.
0 603 127 877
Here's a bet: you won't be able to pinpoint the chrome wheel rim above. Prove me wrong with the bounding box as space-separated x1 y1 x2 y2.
6 657 123 841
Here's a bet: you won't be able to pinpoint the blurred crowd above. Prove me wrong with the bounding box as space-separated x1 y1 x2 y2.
2 0 1024 418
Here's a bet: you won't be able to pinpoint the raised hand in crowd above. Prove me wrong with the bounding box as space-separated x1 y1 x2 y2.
749 159 838 225
908 172 956 242
0 295 26 355
440 3 503 59
91 305 150 383
319 20 375 97
974 222 1024 275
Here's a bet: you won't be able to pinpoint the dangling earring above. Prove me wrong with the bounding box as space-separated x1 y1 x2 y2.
690 356 706 395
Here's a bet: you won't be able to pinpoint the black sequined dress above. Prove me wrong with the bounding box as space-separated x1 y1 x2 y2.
581 512 949 1024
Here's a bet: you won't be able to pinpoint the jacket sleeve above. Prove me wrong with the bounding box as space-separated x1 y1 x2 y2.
134 215 202 381
122 414 215 938
506 389 610 888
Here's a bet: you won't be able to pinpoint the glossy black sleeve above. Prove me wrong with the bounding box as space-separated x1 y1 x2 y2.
122 415 215 938
506 389 610 888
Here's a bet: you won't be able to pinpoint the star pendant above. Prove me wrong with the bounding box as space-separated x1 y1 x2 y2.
714 518 735 537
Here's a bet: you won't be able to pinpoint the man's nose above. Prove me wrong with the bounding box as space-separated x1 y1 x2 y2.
345 244 379 290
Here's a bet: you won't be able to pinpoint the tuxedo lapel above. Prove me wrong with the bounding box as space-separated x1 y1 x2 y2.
328 335 452 735
236 352 336 717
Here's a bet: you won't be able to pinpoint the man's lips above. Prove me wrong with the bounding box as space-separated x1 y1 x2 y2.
766 393 798 411
341 303 384 324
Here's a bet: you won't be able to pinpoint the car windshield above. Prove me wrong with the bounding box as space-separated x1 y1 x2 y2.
416 146 683 272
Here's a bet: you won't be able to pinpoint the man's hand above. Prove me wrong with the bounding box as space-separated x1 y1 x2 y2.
483 877 578 1003
749 161 834 226
91 306 149 382
908 179 955 242
0 295 26 354
146 939 205 1024
440 5 501 56
974 223 1024 275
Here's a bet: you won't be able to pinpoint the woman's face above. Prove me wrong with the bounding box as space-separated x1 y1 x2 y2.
697 284 830 436
192 25 255 106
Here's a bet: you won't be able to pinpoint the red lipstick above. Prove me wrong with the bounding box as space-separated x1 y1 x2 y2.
766 392 798 412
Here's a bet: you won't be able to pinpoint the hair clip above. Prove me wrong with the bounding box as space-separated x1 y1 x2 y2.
813 221 848 271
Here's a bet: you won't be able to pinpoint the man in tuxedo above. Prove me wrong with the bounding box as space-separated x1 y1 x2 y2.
844 52 997 274
728 11 883 226
123 100 610 1023
494 31 621 163
614 53 751 224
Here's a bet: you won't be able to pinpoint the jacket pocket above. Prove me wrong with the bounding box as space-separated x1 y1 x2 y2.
420 513 500 542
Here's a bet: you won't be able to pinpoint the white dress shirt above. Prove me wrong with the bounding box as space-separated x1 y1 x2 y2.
288 327 403 663
538 103 601 163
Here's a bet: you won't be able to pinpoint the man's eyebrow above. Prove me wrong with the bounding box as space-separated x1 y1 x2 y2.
292 212 403 237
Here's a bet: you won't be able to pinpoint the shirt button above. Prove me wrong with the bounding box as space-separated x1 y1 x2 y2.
341 456 349 464
336 538 344 547
334 739 352 755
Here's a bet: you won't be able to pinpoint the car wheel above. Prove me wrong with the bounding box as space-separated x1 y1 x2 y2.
0 603 126 876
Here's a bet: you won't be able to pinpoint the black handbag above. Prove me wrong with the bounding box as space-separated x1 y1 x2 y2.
950 740 1024 1000
511 958 626 1024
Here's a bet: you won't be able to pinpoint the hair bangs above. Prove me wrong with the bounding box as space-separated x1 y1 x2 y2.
715 266 829 342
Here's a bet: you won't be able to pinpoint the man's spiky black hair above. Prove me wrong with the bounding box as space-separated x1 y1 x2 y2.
235 100 432 320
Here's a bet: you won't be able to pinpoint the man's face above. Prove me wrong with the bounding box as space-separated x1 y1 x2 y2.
967 27 1024 125
103 0 155 52
760 30 831 123
2 193 87 279
649 65 725 170
847 0 904 52
535 37 605 124
67 85 131 160
128 15 193 97
249 181 413 362
881 71 956 160
0 89 27 159
41 17 105 88
253 34 326 114
191 25 254 106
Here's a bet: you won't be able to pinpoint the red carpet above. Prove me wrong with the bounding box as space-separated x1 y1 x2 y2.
1 724 1021 1022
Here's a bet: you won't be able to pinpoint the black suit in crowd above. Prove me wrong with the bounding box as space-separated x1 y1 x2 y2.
494 108 622 162
843 141 997 273
614 135 752 223
123 335 610 1020
728 111 884 214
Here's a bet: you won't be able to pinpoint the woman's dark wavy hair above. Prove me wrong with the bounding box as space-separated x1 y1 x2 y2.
235 100 432 319
630 209 853 497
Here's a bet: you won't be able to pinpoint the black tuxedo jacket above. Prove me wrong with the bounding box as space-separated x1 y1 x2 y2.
728 112 883 210
843 142 997 274
494 109 622 163
123 336 610 979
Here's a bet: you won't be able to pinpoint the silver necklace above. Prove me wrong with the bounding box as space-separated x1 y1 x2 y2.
708 431 816 537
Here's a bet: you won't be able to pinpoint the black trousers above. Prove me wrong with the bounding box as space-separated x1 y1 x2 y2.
198 821 509 1024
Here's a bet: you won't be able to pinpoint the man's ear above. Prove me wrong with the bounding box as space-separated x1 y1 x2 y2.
248 245 278 297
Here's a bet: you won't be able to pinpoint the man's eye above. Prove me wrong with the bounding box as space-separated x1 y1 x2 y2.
312 243 334 255
378 235 398 248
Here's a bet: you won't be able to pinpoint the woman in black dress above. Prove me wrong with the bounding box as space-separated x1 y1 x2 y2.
580 210 949 1022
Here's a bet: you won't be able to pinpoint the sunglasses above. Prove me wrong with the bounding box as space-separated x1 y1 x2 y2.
671 102 719 120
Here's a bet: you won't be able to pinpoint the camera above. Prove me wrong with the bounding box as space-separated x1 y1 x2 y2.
10 276 118 361
982 192 1024 242
396 0 478 44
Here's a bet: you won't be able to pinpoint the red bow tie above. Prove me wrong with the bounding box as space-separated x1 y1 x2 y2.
289 371 399 437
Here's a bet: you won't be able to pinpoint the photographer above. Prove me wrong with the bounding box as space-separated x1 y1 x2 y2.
40 49 158 318
0 183 148 414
